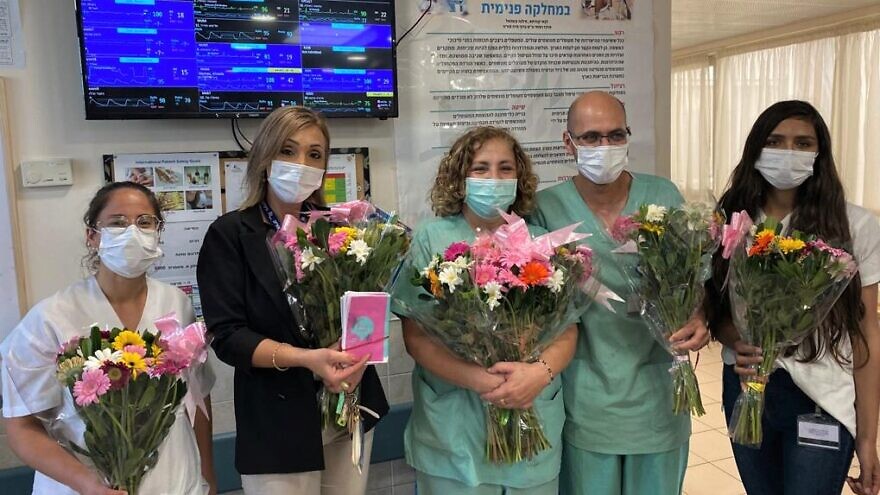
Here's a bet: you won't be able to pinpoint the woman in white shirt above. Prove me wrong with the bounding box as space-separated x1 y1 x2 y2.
0 181 216 495
708 100 880 495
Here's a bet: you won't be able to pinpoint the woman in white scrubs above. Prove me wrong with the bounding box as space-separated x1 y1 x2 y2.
0 182 216 495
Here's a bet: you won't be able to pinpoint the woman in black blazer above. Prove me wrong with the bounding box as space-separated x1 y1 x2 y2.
197 106 388 495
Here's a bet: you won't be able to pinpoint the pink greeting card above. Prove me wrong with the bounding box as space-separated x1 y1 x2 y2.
341 292 390 364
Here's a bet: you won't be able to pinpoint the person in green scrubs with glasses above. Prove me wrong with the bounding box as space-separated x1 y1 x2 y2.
531 91 710 495
391 126 578 495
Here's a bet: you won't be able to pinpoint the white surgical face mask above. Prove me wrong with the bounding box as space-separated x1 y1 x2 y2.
98 226 162 279
268 160 325 204
571 137 629 185
754 148 817 190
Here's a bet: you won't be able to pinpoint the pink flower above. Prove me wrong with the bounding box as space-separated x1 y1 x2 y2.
470 235 499 261
148 359 187 377
123 345 146 357
292 244 304 282
57 336 81 357
472 263 498 287
721 211 754 259
160 322 209 370
499 268 528 290
499 246 532 269
73 369 111 406
610 215 640 244
328 231 349 255
444 242 471 262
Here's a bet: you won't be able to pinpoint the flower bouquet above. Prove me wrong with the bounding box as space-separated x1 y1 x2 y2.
269 201 410 439
396 212 601 464
53 314 209 494
611 202 724 417
721 211 857 446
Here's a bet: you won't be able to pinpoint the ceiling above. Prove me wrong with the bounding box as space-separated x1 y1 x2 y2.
671 0 880 50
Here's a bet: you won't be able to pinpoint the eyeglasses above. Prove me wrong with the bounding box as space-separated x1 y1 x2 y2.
93 214 164 233
568 127 631 146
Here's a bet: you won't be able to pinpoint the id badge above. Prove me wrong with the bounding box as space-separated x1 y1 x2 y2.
626 292 642 315
797 413 841 451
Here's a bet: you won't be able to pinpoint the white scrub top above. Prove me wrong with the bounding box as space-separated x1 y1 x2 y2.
0 276 214 495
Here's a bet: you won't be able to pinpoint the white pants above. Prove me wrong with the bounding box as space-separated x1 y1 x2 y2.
241 427 375 495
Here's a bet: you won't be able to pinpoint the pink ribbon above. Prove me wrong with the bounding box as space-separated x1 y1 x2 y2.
495 211 589 261
721 210 754 260
329 200 375 224
154 312 211 426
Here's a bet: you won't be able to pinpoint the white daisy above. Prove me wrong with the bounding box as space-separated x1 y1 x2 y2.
347 239 372 265
300 248 323 271
546 269 565 293
483 282 503 310
438 266 463 293
645 204 667 223
83 348 122 371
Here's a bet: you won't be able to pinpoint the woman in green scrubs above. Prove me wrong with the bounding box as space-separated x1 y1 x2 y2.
392 126 578 495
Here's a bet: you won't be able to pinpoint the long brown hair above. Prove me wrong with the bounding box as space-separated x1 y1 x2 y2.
240 106 330 209
707 100 866 366
430 126 538 217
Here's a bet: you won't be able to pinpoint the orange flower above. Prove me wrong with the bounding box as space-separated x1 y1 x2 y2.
519 261 550 286
428 270 444 298
748 229 775 256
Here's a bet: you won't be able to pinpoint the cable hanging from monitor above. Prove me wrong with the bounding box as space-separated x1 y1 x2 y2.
396 2 432 47
231 118 249 152
234 118 253 147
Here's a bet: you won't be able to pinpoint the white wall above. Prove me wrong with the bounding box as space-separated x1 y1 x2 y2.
0 0 398 306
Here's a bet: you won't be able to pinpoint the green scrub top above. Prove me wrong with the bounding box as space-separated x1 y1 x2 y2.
391 214 566 488
531 173 691 455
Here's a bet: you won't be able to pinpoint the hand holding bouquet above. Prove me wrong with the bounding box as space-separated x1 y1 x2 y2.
397 212 598 463
721 211 857 446
611 202 724 417
269 201 410 450
54 314 209 494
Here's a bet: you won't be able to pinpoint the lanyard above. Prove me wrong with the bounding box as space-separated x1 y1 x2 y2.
260 201 282 231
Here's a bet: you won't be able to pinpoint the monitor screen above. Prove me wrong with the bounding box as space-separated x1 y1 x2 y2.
76 0 398 119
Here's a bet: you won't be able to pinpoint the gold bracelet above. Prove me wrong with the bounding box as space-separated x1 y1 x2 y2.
535 358 554 384
272 342 289 372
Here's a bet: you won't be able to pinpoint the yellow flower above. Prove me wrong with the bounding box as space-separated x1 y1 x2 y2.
151 343 164 360
777 237 806 254
641 223 665 236
121 351 147 377
56 356 85 384
112 330 146 351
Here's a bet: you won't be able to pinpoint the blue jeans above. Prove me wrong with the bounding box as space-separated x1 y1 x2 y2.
721 364 855 495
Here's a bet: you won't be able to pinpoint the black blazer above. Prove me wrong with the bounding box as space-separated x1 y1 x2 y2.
197 205 389 475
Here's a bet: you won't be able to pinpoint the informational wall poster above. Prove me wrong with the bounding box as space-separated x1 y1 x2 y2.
0 0 24 68
111 153 222 299
394 0 653 226
113 152 222 223
325 153 359 205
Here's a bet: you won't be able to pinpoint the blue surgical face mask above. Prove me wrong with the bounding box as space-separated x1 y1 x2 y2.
464 178 518 219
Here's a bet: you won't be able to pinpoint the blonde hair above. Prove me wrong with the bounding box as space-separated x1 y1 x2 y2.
430 126 538 217
240 106 331 209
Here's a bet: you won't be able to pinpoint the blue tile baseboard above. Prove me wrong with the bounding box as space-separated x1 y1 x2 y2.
0 403 412 494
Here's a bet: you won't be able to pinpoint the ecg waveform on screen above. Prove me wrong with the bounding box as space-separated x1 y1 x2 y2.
199 101 263 112
196 30 265 42
89 96 159 108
